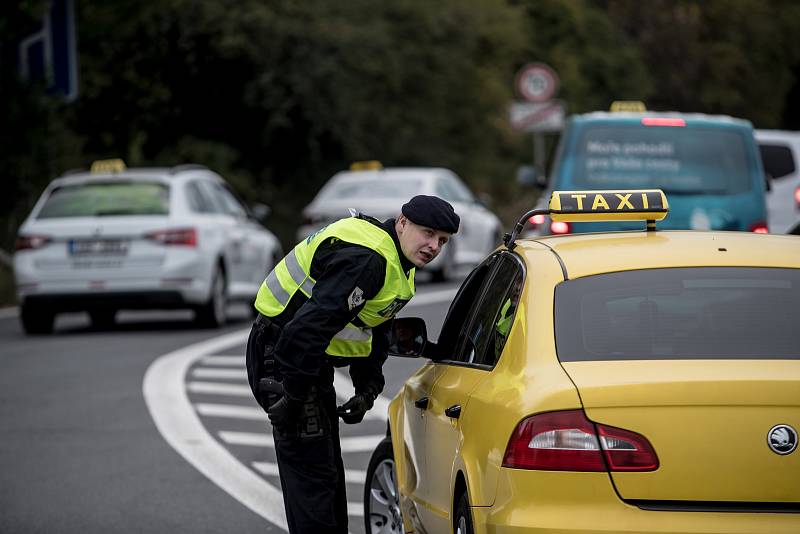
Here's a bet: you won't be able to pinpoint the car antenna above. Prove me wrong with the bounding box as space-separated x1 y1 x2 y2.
503 208 550 251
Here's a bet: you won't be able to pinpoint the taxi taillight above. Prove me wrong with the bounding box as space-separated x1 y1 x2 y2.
145 228 197 246
502 409 659 472
15 234 52 251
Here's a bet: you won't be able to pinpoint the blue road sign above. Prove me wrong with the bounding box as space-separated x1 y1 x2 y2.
18 0 79 101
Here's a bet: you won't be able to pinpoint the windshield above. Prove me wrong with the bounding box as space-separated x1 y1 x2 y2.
572 125 753 194
555 267 800 361
318 178 423 201
37 181 170 218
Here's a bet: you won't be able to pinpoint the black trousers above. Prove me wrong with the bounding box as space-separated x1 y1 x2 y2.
246 318 349 534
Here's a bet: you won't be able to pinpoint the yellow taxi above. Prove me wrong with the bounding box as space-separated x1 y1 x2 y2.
364 190 800 534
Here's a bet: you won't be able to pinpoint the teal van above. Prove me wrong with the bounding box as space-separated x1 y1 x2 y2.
532 107 769 234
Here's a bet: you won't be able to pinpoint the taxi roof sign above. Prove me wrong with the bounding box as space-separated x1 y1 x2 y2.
503 189 669 250
610 100 646 112
90 158 127 173
349 160 383 171
549 190 668 222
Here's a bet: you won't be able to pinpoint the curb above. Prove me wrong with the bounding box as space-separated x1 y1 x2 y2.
0 307 18 319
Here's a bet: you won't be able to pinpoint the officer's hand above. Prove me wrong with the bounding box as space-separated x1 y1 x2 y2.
337 393 373 424
267 396 301 428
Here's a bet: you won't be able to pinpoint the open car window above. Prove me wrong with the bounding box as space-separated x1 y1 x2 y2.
435 252 524 367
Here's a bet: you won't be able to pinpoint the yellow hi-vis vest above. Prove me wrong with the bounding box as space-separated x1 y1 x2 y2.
254 217 416 357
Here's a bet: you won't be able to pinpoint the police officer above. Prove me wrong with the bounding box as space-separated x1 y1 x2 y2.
245 195 459 533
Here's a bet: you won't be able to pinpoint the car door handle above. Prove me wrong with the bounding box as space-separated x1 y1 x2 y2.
445 404 462 419
414 397 429 410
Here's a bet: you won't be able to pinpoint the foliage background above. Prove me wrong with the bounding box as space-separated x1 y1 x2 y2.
2 0 800 303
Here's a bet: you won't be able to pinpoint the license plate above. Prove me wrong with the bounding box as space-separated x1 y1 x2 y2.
68 239 129 256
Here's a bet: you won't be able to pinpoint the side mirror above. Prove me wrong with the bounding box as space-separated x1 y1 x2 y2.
251 202 271 222
388 317 427 358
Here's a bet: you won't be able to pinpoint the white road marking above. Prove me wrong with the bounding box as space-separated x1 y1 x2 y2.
199 355 244 366
220 430 274 447
219 430 384 454
192 368 247 380
143 328 288 530
348 502 365 518
143 285 453 532
342 434 385 453
195 403 264 420
187 381 252 397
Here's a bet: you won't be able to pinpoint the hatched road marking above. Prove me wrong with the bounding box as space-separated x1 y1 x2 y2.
191 368 247 379
144 330 396 533
143 287 456 532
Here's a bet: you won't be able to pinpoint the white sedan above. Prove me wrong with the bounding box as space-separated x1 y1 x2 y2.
14 160 282 334
298 165 504 281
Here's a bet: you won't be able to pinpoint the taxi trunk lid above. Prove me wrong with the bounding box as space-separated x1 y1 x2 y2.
562 360 800 504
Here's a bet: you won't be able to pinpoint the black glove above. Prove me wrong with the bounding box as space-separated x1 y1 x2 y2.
267 395 302 428
337 393 373 424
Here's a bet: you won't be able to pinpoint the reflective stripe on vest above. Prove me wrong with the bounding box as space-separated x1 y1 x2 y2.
265 248 315 305
254 217 415 357
496 299 513 338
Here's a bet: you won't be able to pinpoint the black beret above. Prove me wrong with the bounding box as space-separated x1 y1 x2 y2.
401 195 460 234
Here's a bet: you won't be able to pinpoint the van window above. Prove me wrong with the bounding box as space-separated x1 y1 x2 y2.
573 126 752 194
759 143 796 180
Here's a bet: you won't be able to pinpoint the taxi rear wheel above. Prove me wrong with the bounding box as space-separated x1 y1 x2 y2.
195 266 227 328
364 437 403 534
454 492 474 534
89 310 116 330
20 304 54 335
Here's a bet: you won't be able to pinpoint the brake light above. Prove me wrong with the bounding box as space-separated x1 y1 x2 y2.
15 234 51 251
748 221 769 234
528 214 545 225
502 410 659 472
145 228 197 246
794 185 800 208
550 221 571 234
642 117 686 127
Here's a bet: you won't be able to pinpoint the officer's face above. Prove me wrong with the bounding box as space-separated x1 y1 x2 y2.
396 215 451 267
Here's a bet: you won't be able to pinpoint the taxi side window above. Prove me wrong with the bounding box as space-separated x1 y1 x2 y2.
185 181 216 213
462 255 524 367
435 257 496 361
210 181 248 219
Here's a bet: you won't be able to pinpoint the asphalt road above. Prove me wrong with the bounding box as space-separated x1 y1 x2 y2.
0 275 460 534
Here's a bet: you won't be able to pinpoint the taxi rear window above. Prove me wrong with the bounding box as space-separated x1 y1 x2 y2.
573 126 753 194
37 181 170 218
555 267 800 361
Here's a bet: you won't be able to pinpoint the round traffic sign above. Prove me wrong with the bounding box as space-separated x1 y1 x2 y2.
515 63 559 102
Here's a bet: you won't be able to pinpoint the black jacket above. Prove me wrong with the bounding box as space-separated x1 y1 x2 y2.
272 217 414 401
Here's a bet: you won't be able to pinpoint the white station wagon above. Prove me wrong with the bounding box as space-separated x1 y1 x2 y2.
14 160 282 334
